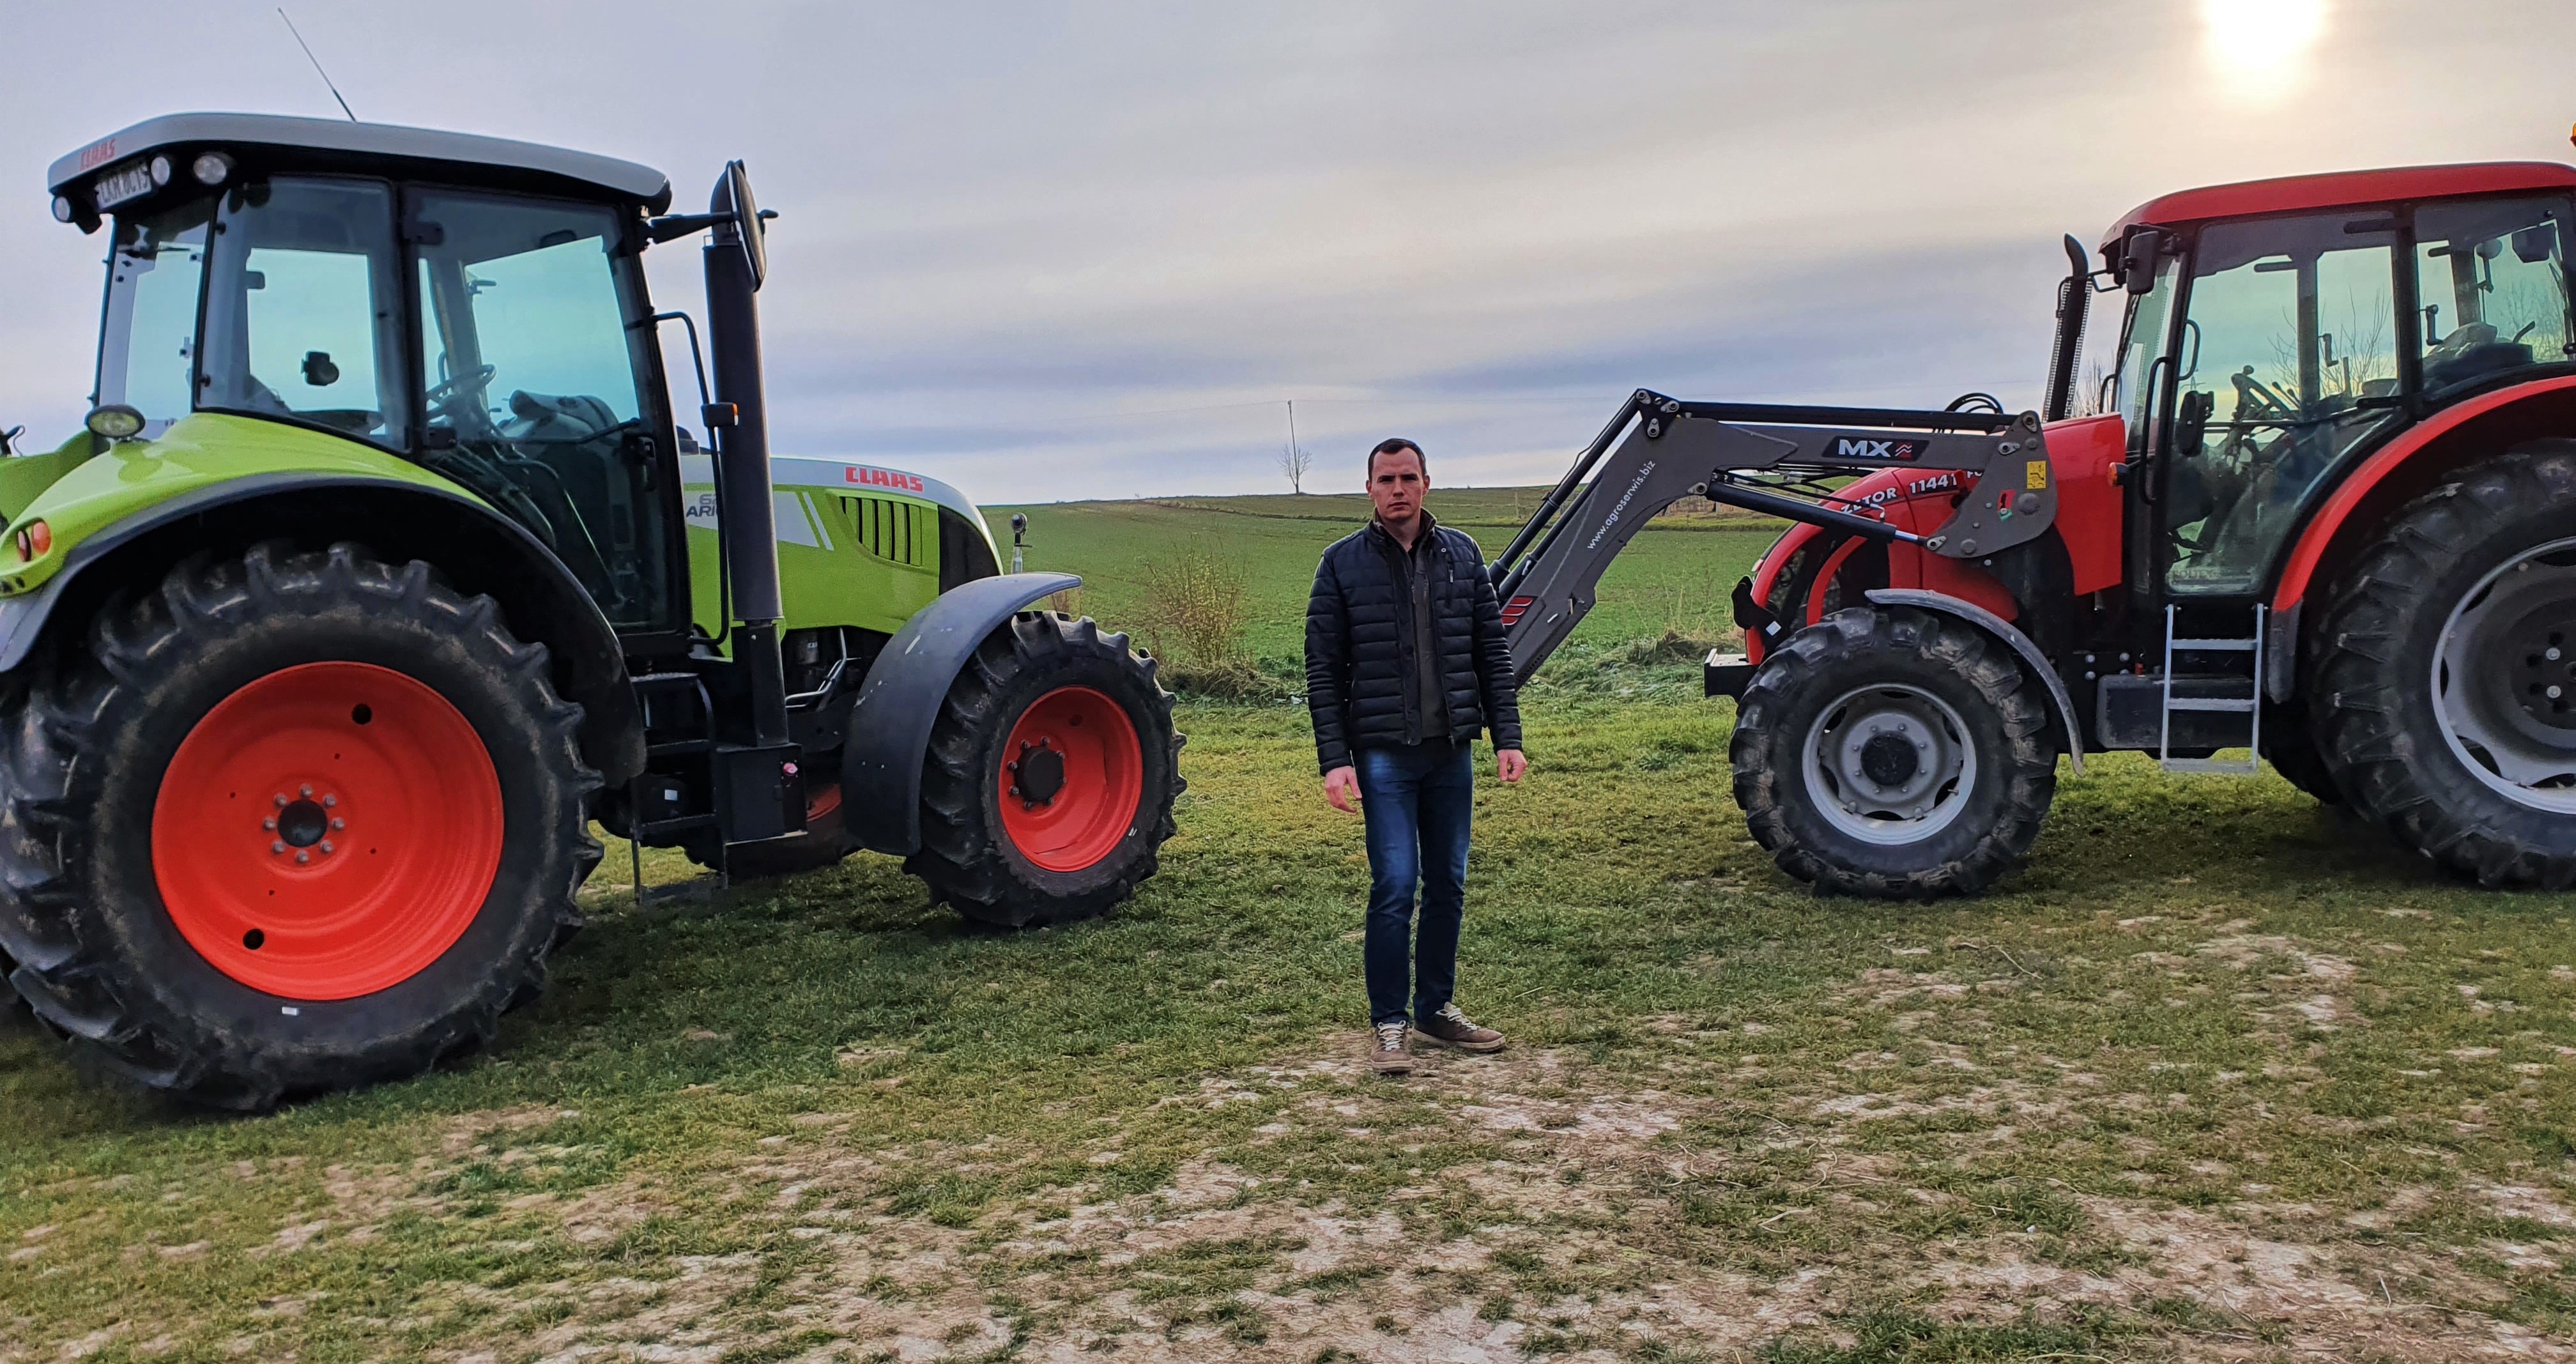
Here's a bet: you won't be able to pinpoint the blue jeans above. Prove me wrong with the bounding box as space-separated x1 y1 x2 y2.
1356 740 1474 1027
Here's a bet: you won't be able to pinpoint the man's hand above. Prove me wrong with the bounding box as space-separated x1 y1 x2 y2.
1323 765 1361 813
1496 748 1528 783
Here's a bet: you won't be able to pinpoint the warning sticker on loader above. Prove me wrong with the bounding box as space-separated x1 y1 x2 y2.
2025 461 2049 490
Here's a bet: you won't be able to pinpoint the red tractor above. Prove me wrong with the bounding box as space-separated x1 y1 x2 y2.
1490 160 2576 895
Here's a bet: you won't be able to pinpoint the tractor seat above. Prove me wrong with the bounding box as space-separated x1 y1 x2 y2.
2423 323 2536 391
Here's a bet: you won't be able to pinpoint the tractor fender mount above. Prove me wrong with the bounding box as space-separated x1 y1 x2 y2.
841 571 1082 856
1864 588 2083 774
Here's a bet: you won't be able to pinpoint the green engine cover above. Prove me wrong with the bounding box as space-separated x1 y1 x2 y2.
680 453 1000 639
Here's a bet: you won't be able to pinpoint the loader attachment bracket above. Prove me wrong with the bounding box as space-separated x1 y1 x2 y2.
1491 389 2057 680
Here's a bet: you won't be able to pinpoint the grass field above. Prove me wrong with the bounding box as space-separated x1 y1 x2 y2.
987 487 1780 670
3 491 2575 1363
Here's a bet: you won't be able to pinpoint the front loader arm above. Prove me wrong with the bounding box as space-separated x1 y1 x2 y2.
1492 390 2057 679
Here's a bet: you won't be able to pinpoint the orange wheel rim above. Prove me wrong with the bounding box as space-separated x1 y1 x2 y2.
996 686 1144 873
151 662 503 1000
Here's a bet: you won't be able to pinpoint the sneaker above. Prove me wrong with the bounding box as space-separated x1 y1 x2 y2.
1413 1004 1505 1054
1369 1020 1413 1075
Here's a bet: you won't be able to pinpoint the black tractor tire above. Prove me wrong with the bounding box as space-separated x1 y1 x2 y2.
2310 443 2576 889
907 613 1182 929
2262 698 2343 806
1731 606 2058 898
0 544 599 1109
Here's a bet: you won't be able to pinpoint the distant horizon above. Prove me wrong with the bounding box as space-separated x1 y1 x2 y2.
7 2 2568 502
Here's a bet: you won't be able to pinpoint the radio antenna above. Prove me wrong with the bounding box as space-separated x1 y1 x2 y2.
278 9 359 123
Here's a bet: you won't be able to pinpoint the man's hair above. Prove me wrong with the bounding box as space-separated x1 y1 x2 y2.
1367 438 1425 479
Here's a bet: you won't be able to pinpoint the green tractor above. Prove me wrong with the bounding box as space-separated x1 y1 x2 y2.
0 114 1183 1109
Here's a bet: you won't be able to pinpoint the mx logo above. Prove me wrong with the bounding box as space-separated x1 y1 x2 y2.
1834 438 1926 461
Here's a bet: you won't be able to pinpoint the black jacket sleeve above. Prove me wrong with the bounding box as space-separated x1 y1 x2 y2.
1469 555 1523 751
1305 547 1354 772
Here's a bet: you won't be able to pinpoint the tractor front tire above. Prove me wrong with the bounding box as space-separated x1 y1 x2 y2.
907 613 1181 929
2312 443 2576 888
0 544 599 1109
1731 606 2057 898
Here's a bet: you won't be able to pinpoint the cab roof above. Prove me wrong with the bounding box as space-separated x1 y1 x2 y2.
2099 161 2576 249
50 112 671 217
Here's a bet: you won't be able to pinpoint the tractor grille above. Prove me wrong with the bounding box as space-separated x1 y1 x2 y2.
838 495 928 568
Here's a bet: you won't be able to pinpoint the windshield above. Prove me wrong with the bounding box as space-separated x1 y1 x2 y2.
96 197 214 438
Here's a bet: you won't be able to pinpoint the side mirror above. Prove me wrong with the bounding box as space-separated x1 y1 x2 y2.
1010 512 1029 544
2513 224 2556 266
712 160 769 292
2122 228 2168 295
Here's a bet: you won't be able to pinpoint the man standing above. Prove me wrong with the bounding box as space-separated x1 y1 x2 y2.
1306 438 1528 1076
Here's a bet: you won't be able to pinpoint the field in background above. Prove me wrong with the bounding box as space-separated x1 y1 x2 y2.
3 489 2574 1361
986 487 1780 666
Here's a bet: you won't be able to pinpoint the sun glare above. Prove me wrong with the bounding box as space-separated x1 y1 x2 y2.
2200 0 2327 102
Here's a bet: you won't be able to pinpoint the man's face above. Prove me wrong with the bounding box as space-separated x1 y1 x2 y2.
1368 450 1427 523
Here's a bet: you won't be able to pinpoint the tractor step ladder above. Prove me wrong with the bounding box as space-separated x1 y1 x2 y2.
627 671 728 903
2158 603 2265 774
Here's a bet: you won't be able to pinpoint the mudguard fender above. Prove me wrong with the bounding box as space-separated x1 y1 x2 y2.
0 473 643 783
841 571 1082 855
1865 588 2083 774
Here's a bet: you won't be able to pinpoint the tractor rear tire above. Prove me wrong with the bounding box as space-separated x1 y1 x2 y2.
907 613 1182 929
2262 698 2343 806
2311 443 2576 888
0 544 599 1109
1731 606 2057 898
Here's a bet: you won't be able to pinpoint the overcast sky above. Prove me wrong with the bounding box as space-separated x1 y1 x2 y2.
3 1 2570 502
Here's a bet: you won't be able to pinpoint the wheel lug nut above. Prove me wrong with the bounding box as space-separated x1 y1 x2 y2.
319 841 333 854
299 785 313 798
274 794 289 808
272 841 286 854
322 795 335 808
295 851 310 865
263 817 277 831
330 818 344 831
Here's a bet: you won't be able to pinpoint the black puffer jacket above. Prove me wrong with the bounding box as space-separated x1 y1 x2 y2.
1305 517 1523 772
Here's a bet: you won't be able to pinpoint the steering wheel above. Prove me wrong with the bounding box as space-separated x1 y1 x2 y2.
425 364 498 413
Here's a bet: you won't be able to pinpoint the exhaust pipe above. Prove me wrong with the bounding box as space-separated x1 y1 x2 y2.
702 162 790 747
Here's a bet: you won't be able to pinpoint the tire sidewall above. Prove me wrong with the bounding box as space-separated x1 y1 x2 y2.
80 583 581 1082
2368 500 2576 847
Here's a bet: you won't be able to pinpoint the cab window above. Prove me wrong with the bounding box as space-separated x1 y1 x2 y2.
410 190 671 631
197 178 410 449
2413 196 2574 396
2164 212 2399 595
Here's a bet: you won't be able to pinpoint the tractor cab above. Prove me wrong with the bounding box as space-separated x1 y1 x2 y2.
61 114 694 640
2096 165 2576 604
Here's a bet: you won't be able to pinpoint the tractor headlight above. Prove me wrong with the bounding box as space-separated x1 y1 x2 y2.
150 155 172 187
190 152 233 187
50 195 74 224
11 522 50 564
85 404 146 441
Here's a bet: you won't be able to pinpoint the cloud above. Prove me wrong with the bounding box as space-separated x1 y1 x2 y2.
3 0 2570 503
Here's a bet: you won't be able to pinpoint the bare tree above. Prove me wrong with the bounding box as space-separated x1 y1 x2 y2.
1278 440 1313 494
1276 399 1312 494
